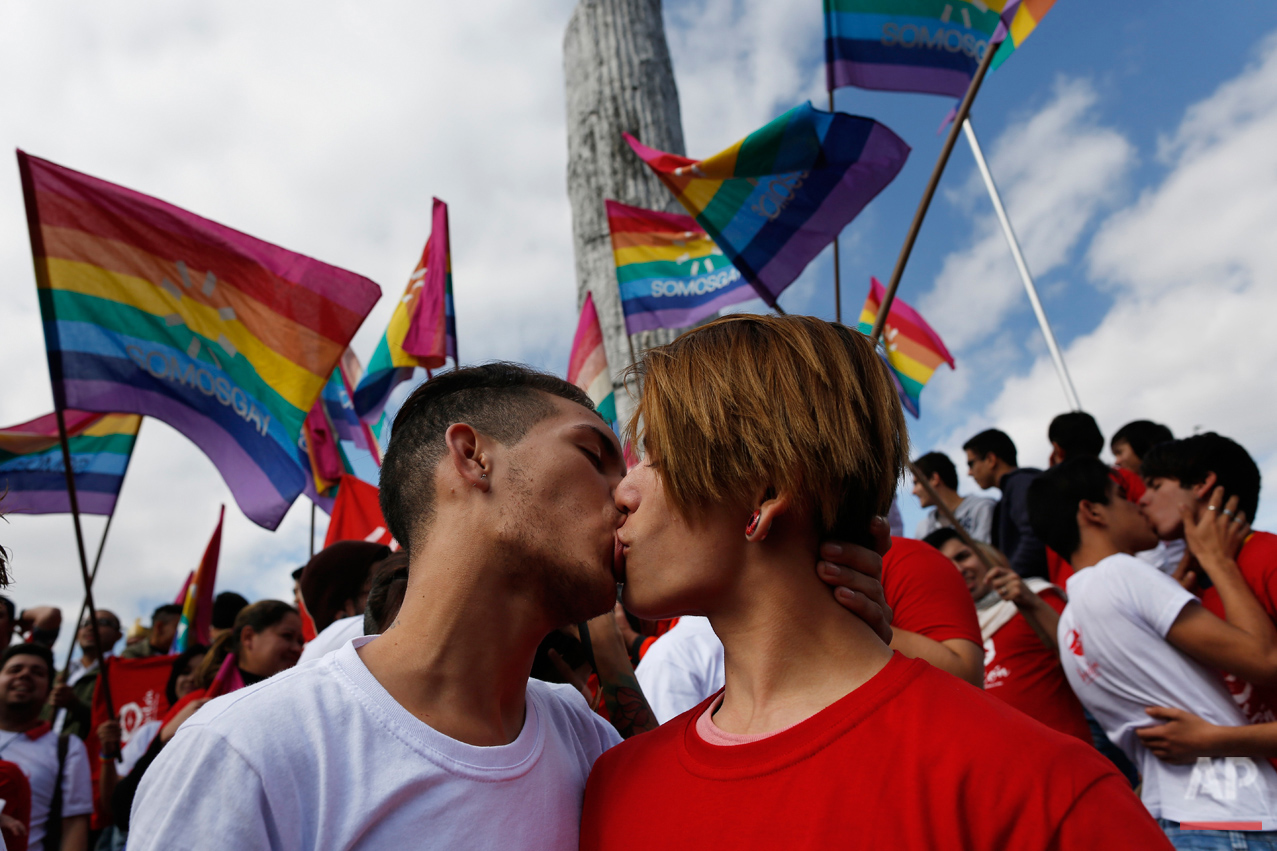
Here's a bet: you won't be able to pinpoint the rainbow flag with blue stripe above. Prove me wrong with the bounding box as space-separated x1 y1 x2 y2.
607 200 757 334
858 278 953 417
0 410 141 516
626 103 909 310
303 348 385 505
353 198 457 422
824 0 1057 100
19 152 382 530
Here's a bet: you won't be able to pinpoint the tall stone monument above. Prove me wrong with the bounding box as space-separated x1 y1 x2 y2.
564 0 686 423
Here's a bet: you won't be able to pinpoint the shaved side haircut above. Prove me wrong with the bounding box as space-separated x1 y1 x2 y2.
380 362 597 552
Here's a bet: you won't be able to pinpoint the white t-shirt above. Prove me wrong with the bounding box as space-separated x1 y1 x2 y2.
635 616 724 724
0 725 94 850
129 636 622 850
298 615 366 665
914 496 996 543
1059 553 1277 824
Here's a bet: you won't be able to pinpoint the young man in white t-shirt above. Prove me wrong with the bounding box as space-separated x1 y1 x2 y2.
0 643 93 851
1029 457 1277 847
129 364 893 851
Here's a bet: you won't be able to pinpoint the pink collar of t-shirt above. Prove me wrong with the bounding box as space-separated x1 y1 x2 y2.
694 693 801 746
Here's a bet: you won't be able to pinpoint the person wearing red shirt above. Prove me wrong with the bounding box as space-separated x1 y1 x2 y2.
925 528 1090 741
585 314 1166 850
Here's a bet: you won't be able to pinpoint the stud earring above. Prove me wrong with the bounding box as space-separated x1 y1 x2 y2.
745 510 761 537
481 473 487 479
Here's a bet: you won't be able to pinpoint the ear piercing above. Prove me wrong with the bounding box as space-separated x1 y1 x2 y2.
745 510 761 537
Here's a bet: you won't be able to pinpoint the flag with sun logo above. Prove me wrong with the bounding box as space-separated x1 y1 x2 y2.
18 151 382 529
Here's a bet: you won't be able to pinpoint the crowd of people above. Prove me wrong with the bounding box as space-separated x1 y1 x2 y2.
0 313 1272 849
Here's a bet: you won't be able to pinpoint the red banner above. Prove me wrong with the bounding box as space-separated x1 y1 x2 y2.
323 475 398 550
87 656 174 827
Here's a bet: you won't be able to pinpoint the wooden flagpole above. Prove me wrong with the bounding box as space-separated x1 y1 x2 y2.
19 151 118 738
59 417 143 683
908 460 997 574
829 89 843 324
869 40 998 345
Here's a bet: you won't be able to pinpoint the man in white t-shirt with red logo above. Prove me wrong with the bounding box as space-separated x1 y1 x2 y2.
0 643 93 851
1030 457 1277 847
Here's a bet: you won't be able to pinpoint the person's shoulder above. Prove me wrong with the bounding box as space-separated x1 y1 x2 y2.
900 664 1115 780
884 537 961 580
1241 531 1277 566
527 679 623 754
183 654 344 739
589 696 694 778
963 495 997 511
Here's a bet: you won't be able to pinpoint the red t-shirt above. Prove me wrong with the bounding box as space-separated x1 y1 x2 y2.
1201 531 1277 724
0 759 32 851
581 654 1167 850
883 537 981 645
983 588 1091 741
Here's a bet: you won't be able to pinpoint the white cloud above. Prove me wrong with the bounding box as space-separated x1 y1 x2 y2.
921 77 1134 352
977 33 1277 529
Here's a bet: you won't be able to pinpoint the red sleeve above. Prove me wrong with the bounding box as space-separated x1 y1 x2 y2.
1048 773 1171 850
883 538 981 645
1038 587 1068 615
160 688 208 726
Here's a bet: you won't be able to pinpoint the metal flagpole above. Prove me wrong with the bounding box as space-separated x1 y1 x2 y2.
869 39 998 345
310 502 317 558
829 90 843 324
962 117 1081 411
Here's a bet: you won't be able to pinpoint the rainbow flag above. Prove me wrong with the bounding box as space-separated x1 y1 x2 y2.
19 152 381 530
626 103 909 310
173 505 224 654
303 348 385 502
353 198 457 422
857 278 954 417
824 0 1002 98
0 410 142 516
607 200 757 334
988 0 1057 70
567 293 616 424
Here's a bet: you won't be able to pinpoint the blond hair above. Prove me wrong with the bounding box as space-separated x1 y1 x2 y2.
626 314 907 540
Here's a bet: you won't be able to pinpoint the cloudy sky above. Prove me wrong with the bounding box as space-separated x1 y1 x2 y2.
2 1 1276 655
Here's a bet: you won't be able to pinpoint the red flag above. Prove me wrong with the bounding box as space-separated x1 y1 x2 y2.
175 507 224 652
86 655 174 828
323 475 398 549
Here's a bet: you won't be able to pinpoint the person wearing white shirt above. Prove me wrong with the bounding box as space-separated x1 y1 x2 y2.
1030 457 1277 848
910 452 995 543
297 615 365 665
0 643 93 851
635 617 724 724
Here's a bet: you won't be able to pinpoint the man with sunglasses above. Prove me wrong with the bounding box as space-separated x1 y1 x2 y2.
46 610 121 740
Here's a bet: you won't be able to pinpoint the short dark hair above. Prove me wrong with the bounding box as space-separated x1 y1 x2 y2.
963 429 1017 467
1048 412 1104 460
1 642 54 676
211 592 249 630
1141 433 1261 521
152 604 183 623
0 596 14 622
165 644 209 705
914 452 959 491
1028 457 1116 559
1111 420 1174 462
364 554 410 634
300 541 392 633
291 567 305 582
379 362 597 551
922 527 963 552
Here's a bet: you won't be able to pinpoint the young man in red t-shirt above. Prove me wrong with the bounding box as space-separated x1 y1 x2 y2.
925 528 1090 741
1134 433 1277 756
584 315 1166 850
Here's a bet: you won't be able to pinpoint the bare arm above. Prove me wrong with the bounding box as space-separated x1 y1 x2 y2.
60 814 89 851
987 567 1059 651
97 720 121 810
582 608 658 739
1137 706 1277 763
890 630 983 687
1165 492 1277 685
